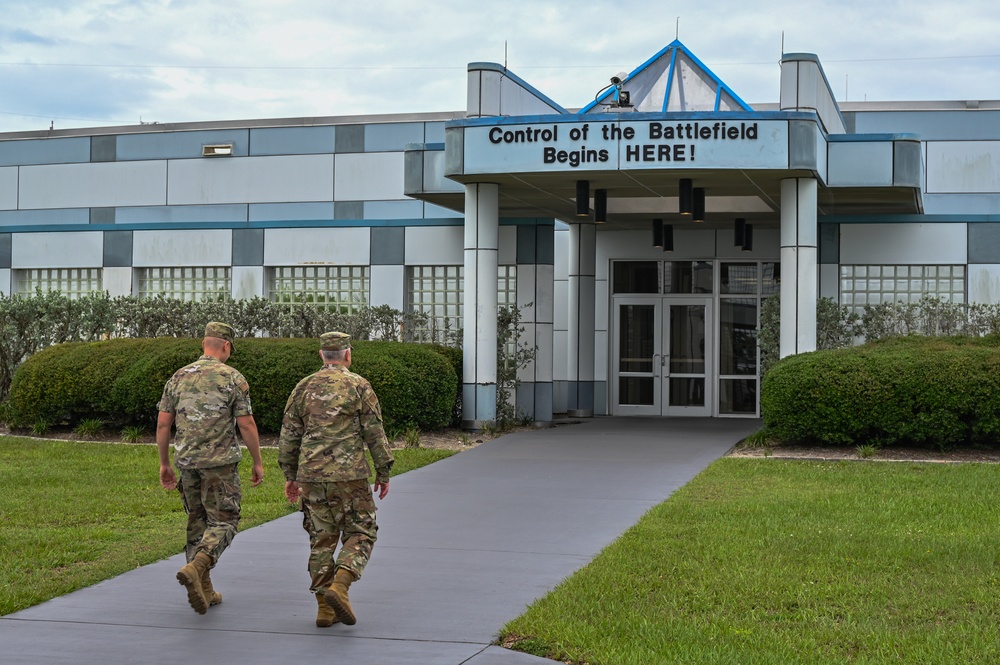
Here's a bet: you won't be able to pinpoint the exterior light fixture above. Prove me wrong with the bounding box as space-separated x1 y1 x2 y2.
692 188 706 222
202 144 234 157
662 223 674 252
593 189 608 223
734 218 746 246
741 223 754 251
678 178 693 215
576 180 590 216
652 218 664 248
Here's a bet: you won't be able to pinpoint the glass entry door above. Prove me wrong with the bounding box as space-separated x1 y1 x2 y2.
613 297 713 416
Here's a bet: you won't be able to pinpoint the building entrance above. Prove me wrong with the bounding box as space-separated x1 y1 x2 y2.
612 296 713 416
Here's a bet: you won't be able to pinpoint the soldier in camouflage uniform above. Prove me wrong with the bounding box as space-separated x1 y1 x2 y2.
279 331 393 627
156 321 264 615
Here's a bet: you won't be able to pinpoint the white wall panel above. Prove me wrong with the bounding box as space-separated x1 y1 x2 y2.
133 230 232 267
840 223 967 264
103 267 133 297
232 266 265 300
168 155 334 205
263 227 371 265
535 264 555 325
927 141 1000 193
12 231 103 268
969 265 1000 304
554 227 570 280
334 152 404 201
553 329 568 379
19 161 167 209
0 268 10 295
0 167 16 210
369 264 405 310
404 226 463 264
717 228 779 259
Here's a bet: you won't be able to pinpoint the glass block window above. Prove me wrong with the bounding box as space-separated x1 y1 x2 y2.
17 268 103 298
407 265 517 345
408 265 464 344
498 265 518 306
138 267 231 302
269 266 368 313
840 265 966 314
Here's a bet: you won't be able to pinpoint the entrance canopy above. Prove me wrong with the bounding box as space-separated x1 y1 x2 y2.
405 41 923 230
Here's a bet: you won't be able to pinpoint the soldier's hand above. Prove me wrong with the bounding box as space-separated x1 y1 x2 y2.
374 479 389 500
251 462 265 487
285 480 301 504
160 465 177 490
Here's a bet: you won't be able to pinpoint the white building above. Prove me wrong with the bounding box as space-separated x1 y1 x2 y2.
1 41 996 425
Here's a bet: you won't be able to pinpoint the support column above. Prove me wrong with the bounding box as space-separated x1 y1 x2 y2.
779 178 818 358
514 223 555 424
567 223 596 417
462 183 499 429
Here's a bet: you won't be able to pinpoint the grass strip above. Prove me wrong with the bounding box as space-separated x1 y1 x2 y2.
0 436 453 616
502 458 1000 665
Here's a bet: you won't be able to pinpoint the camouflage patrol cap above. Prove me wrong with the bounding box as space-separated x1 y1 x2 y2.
320 331 351 351
204 321 237 351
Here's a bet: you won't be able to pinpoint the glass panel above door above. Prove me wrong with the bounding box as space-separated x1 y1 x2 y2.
613 261 660 294
664 261 713 294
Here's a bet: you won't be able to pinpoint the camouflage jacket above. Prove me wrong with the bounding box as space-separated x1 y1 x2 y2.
158 355 253 469
278 364 394 484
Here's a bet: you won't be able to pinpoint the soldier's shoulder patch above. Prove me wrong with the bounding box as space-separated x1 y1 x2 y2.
238 380 250 394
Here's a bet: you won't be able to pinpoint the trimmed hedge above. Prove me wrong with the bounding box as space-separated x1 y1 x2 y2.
761 335 1000 449
6 338 458 434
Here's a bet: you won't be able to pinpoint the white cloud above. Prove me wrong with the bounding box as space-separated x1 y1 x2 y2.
1 0 999 132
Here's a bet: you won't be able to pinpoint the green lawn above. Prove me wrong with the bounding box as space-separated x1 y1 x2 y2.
502 458 1000 665
0 436 453 616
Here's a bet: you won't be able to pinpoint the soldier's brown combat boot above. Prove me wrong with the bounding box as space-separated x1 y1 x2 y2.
315 592 340 627
202 568 222 607
176 551 213 614
323 568 357 625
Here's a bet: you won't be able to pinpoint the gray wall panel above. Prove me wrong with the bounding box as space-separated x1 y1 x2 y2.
969 223 1000 264
0 166 15 209
0 233 10 268
334 152 404 201
90 208 115 225
117 129 249 161
516 225 536 264
249 126 336 156
12 231 104 268
365 123 424 152
371 226 404 265
819 223 839 264
233 228 264 266
334 201 364 219
0 137 91 166
91 136 117 162
117 204 248 224
103 230 133 267
335 125 364 153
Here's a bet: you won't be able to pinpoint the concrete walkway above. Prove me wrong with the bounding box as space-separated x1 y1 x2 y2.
2 416 759 664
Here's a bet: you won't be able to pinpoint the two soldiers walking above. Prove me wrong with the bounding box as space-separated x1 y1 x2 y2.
156 323 393 627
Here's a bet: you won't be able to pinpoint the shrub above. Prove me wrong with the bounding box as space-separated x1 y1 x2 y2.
761 336 1000 449
7 338 458 435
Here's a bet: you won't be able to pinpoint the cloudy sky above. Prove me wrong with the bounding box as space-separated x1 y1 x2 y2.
2 0 999 133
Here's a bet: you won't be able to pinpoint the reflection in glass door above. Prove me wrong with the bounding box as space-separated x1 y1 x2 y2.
613 298 712 416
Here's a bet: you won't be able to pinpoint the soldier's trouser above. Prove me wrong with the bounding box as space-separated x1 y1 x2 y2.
177 463 241 565
299 479 377 592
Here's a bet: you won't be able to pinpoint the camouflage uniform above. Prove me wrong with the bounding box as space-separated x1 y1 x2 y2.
158 350 252 564
279 333 393 591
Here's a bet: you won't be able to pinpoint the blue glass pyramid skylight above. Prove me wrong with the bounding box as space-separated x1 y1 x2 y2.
579 40 752 113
